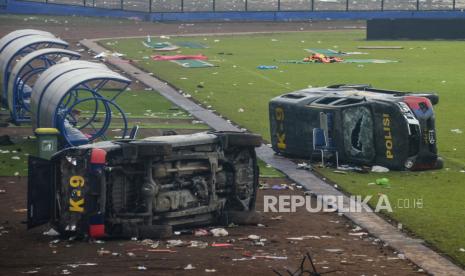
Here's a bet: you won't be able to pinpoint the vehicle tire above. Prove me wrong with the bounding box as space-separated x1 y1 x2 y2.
434 157 444 170
223 210 262 225
138 224 173 239
218 132 262 148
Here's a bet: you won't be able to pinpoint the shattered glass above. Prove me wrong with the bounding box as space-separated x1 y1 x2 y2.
342 106 375 161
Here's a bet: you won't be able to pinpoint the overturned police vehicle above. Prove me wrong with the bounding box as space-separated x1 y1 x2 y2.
269 84 443 171
28 131 261 238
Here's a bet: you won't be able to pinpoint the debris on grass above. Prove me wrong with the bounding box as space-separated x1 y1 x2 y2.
450 129 463 134
371 165 389 173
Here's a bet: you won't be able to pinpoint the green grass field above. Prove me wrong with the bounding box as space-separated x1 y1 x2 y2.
104 31 465 265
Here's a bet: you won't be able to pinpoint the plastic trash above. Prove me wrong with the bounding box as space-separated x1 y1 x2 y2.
194 228 209 237
166 240 185 247
43 228 60 236
371 165 390 173
189 241 208 248
184 264 196 270
257 65 278 70
248 234 260 241
375 178 390 186
325 249 344 253
211 243 233 248
210 228 228 237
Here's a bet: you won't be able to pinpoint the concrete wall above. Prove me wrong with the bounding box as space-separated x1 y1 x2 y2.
3 0 465 21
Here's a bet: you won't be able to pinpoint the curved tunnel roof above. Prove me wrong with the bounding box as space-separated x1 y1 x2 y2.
0 29 54 53
37 68 130 128
31 61 108 127
7 48 81 111
0 35 68 104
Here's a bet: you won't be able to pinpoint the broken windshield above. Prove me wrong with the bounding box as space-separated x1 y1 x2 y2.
342 106 375 161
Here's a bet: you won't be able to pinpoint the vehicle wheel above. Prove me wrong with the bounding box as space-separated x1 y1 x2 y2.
218 132 262 148
223 210 262 225
138 225 173 239
434 157 444 170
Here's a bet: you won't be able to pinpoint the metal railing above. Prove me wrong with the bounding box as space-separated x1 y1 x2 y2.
18 0 465 13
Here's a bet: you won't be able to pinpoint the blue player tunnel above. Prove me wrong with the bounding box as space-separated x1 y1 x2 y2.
7 48 81 124
0 33 68 107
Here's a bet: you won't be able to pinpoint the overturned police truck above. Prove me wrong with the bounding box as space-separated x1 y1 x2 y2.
28 131 261 238
269 84 443 171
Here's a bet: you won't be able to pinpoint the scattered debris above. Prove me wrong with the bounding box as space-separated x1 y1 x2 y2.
286 235 321 241
210 228 228 237
257 65 278 70
141 239 159 248
248 235 260 241
13 208 27 213
325 249 344 253
205 269 217 273
137 265 147 271
97 249 111 256
67 263 97 268
43 228 60 236
371 165 390 173
0 189 6 194
451 129 463 134
375 178 390 186
211 243 234 248
189 241 208 249
194 228 209 237
166 240 185 247
184 264 196 270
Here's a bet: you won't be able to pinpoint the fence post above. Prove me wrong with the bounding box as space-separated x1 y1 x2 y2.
245 0 248 11
120 0 124 10
416 0 419 10
278 0 281 11
453 0 456 10
83 0 86 6
149 0 152 12
181 0 184 12
346 0 349 11
381 0 384 11
213 0 216 12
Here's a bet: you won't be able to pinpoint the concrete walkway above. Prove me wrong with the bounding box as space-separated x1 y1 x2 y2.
81 38 465 276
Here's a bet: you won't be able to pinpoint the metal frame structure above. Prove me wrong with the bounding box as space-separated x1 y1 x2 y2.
0 29 133 147
0 34 68 107
32 65 131 146
0 29 54 54
7 48 81 124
